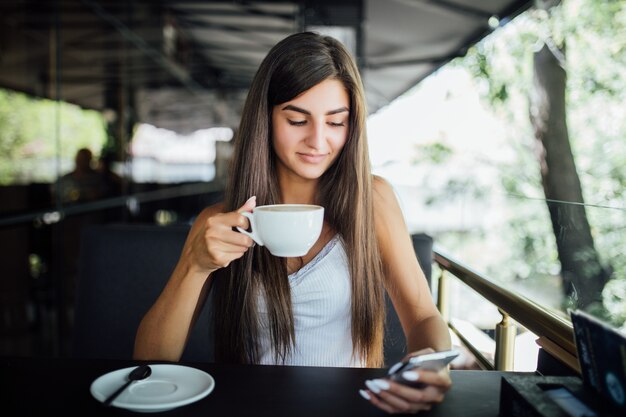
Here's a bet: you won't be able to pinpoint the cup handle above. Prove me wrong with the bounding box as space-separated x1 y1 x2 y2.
236 211 264 246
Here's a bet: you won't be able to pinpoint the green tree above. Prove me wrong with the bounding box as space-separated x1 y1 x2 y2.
529 0 611 309
460 0 624 320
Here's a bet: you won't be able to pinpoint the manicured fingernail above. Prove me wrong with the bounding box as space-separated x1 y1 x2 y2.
402 371 419 381
365 380 381 394
359 389 371 400
372 379 390 390
245 196 256 204
388 361 403 375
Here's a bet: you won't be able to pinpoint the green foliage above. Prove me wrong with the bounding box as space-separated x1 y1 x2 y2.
449 0 626 327
0 89 107 184
412 142 454 165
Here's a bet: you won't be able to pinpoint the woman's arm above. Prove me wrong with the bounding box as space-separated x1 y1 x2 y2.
361 176 452 414
372 176 451 352
133 198 256 361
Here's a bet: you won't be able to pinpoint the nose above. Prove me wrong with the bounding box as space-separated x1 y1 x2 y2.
305 121 326 150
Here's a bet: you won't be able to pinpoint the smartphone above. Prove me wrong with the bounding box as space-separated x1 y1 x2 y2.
388 349 460 384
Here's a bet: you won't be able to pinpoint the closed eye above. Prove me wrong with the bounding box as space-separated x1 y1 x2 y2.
328 121 345 127
288 119 307 126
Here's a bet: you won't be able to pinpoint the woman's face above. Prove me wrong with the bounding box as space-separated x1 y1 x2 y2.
271 78 350 183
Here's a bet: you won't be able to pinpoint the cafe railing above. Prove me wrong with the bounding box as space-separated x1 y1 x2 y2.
433 248 579 373
0 181 224 229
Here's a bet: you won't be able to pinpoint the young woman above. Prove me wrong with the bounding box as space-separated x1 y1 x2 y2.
134 32 452 414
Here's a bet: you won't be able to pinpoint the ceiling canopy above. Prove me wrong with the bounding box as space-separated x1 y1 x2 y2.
0 0 532 131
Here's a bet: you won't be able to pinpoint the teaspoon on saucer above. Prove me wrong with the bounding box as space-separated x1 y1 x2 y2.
103 364 152 407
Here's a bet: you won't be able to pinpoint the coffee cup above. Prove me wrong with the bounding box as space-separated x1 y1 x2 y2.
236 204 324 257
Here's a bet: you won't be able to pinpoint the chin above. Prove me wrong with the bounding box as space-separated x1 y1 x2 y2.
294 166 328 180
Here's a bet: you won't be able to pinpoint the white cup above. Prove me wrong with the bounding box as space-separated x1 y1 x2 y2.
237 204 324 257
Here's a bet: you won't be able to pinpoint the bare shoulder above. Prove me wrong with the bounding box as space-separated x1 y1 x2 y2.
372 175 401 218
371 175 410 248
373 175 395 199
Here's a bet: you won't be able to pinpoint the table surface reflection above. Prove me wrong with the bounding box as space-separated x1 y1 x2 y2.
0 356 528 416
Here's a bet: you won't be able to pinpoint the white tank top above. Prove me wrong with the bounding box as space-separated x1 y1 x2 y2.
256 235 366 367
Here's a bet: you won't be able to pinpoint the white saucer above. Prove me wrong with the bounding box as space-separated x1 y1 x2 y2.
91 364 215 413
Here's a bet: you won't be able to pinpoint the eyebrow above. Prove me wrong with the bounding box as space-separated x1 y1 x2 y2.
281 104 349 116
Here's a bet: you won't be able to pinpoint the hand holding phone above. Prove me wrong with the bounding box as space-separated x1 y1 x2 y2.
387 349 460 385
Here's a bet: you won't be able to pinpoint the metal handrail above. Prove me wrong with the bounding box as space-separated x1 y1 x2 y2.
0 181 224 229
448 320 494 370
433 247 577 370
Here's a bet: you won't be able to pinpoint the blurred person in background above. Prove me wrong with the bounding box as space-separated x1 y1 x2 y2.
53 148 103 205
97 151 122 199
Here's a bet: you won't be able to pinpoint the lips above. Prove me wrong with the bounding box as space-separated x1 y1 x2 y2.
297 153 327 164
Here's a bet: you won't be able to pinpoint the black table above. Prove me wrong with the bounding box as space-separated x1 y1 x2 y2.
0 356 524 416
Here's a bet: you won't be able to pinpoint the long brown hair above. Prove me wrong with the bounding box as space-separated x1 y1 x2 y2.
212 32 385 367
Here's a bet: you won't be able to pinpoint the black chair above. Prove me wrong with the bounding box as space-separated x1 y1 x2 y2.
72 224 213 362
73 223 432 366
383 233 434 365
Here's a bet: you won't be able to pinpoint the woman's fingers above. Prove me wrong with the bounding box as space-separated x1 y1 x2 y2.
237 195 256 213
206 195 256 232
370 378 442 402
199 197 257 269
401 369 452 391
365 391 396 414
207 211 250 233
205 226 252 266
360 374 450 414
206 223 253 248
403 347 435 361
364 389 432 414
391 381 446 403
